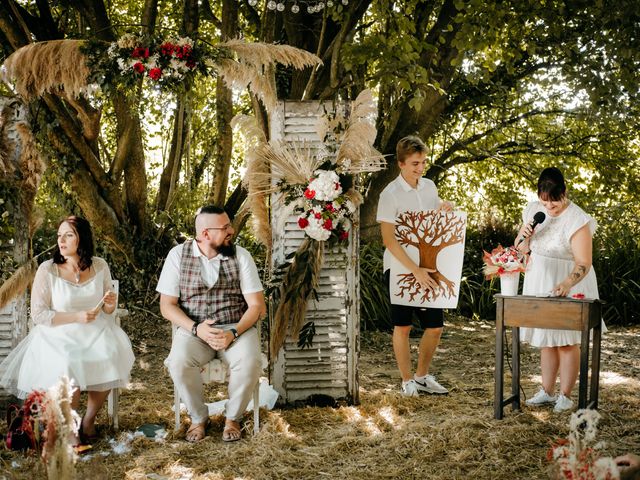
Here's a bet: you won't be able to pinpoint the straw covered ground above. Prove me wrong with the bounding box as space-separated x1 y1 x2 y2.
1 313 638 480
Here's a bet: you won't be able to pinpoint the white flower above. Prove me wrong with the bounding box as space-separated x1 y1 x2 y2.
175 36 194 47
304 216 331 241
117 58 129 72
107 44 118 59
592 457 620 480
307 170 342 201
570 409 601 443
146 53 160 69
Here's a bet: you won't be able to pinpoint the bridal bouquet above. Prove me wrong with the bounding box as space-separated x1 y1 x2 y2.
482 245 526 279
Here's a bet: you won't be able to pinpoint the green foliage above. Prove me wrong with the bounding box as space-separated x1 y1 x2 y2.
359 241 391 331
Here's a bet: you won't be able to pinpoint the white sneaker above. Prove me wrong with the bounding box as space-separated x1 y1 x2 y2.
401 380 419 397
414 375 449 394
553 394 574 412
526 388 558 406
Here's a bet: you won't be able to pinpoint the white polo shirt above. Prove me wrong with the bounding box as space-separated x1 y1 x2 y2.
376 174 441 271
156 241 263 297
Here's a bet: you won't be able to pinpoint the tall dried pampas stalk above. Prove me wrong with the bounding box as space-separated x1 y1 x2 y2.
215 40 321 111
2 40 90 99
234 115 272 248
0 258 37 310
336 89 386 174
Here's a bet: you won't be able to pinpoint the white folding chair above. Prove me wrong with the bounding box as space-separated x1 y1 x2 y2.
107 279 122 429
172 324 261 434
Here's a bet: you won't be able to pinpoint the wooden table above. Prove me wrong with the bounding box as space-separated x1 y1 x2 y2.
494 295 602 420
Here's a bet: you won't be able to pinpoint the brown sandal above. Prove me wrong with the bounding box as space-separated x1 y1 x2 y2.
222 420 242 442
185 420 209 443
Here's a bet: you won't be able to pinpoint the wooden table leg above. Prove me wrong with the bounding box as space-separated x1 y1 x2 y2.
578 325 590 409
590 323 602 409
511 326 521 412
494 302 505 420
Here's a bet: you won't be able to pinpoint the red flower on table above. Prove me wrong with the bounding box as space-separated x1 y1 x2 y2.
572 293 585 299
304 188 316 199
323 219 333 230
298 217 309 229
133 62 145 73
149 68 162 80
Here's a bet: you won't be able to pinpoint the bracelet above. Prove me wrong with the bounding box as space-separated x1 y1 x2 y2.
191 322 199 337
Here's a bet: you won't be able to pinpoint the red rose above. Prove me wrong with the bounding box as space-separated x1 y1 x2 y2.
186 60 196 69
572 293 585 299
339 230 349 241
160 43 175 56
132 47 150 58
298 217 309 229
323 219 333 230
324 203 335 212
497 266 505 275
149 68 162 80
133 62 145 73
314 213 322 219
304 188 316 199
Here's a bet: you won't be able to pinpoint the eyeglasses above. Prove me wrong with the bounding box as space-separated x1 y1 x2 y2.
204 224 233 232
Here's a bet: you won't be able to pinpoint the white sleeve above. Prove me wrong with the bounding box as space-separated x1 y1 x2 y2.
236 247 263 294
30 261 55 326
156 245 183 297
93 257 113 295
567 208 597 240
376 188 397 224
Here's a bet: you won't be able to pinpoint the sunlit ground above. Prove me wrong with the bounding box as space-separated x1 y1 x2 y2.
1 316 638 480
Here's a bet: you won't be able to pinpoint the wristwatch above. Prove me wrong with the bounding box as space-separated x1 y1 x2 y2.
191 322 199 337
229 328 239 342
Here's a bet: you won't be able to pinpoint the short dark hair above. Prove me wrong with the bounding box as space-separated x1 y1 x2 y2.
53 216 94 271
396 135 428 163
196 205 229 217
537 167 566 201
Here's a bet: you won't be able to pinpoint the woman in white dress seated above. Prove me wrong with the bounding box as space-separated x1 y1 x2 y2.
0 216 135 441
515 167 600 413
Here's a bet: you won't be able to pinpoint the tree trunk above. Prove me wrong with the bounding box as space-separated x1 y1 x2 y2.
209 0 238 206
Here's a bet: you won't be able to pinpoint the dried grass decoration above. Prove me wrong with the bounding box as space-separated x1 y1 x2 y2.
234 90 386 357
2 36 320 108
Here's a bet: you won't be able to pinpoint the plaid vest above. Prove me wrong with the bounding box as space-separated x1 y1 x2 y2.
178 240 247 325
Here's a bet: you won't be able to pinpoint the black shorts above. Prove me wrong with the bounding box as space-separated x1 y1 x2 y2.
384 270 444 329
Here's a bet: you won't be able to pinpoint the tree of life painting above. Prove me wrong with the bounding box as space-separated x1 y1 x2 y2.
390 210 467 308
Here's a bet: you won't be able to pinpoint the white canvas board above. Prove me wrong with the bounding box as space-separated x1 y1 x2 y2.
389 210 467 309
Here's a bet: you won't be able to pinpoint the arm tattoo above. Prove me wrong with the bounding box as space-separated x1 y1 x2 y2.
569 264 588 285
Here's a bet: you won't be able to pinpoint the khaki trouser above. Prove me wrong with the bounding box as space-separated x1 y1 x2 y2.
165 324 261 424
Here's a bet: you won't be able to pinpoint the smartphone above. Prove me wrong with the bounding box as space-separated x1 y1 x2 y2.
93 295 106 312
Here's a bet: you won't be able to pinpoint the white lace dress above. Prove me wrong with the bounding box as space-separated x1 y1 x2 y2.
519 201 603 347
0 257 135 398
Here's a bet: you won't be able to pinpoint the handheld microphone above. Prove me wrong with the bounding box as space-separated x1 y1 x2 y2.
516 211 546 246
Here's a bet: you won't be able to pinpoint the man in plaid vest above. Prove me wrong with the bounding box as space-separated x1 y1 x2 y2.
157 205 265 442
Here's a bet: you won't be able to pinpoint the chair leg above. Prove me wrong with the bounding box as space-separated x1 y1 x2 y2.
253 381 260 434
108 388 119 430
174 387 181 431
